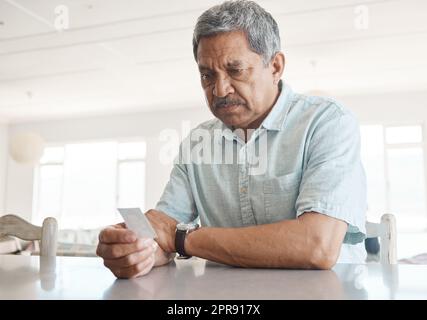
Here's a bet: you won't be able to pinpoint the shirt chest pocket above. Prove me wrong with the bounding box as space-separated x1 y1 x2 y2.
263 171 301 222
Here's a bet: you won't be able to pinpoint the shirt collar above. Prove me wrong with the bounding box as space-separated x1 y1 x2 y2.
260 80 293 131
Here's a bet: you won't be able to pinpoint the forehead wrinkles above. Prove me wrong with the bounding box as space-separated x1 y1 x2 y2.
198 46 245 69
197 31 260 69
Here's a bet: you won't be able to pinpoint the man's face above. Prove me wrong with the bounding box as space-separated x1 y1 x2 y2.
197 31 280 129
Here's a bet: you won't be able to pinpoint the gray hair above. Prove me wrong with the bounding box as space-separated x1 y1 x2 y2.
192 0 281 66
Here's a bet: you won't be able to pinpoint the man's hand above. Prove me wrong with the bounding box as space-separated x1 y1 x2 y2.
97 223 161 279
145 209 178 253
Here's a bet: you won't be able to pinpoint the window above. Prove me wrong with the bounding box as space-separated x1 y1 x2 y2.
387 148 426 225
117 142 146 209
33 140 146 229
385 126 422 144
360 124 427 231
360 125 387 223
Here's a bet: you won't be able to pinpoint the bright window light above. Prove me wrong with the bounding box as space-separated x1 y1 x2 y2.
40 146 64 164
360 124 427 232
61 142 118 229
118 161 145 208
118 141 146 160
34 140 147 230
37 165 63 218
387 147 427 229
385 126 423 144
360 125 387 223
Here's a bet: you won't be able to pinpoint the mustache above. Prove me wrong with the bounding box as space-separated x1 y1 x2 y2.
213 96 247 108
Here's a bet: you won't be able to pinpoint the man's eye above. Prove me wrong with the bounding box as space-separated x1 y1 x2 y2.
229 69 244 76
200 73 212 81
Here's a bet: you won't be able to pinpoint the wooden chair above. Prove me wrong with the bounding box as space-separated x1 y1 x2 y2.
366 213 397 264
0 214 58 257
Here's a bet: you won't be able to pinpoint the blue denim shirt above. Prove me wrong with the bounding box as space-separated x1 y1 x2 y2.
156 82 367 263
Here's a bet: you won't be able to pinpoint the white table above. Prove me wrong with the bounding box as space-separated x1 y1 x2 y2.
0 254 426 299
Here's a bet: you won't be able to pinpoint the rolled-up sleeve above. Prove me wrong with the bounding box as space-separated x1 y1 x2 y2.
155 160 198 223
295 108 367 245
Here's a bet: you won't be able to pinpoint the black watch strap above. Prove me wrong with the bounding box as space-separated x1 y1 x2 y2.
175 229 190 259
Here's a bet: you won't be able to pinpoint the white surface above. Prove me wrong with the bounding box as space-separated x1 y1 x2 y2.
1 0 427 122
1 254 427 299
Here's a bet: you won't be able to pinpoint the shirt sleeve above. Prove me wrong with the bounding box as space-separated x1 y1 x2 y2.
155 146 198 224
295 108 367 245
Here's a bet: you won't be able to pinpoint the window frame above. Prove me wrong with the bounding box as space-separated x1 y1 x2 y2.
383 124 426 218
115 139 147 217
33 138 147 229
361 122 427 231
32 143 65 226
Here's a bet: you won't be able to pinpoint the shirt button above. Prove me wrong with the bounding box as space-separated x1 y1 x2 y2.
240 187 247 193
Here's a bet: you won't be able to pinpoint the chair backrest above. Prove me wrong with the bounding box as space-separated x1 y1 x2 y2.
366 213 397 264
0 214 58 256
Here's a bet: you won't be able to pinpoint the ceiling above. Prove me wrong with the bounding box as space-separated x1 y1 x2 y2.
1 0 427 123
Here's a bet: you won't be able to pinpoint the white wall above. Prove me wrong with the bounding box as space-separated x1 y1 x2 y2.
6 107 211 221
337 91 427 125
0 123 8 213
5 90 427 223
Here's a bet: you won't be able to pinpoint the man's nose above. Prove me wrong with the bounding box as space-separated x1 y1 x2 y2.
212 76 234 98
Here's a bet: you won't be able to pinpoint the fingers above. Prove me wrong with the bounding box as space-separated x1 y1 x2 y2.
103 242 157 269
103 240 157 279
112 254 156 279
97 238 155 259
97 221 160 278
98 224 136 244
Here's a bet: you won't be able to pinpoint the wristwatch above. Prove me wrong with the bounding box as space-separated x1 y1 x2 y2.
175 222 199 259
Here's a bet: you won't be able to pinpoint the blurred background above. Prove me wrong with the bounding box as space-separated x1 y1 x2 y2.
1 0 427 259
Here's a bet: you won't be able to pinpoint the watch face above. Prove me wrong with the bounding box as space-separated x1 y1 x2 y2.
177 222 198 231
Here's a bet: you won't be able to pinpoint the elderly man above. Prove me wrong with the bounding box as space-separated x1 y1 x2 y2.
97 0 367 278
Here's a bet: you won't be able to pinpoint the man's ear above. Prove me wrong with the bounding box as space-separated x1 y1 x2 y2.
271 52 285 85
